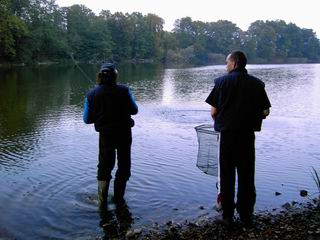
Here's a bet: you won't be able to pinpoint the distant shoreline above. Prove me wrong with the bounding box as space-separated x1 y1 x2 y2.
1 57 319 69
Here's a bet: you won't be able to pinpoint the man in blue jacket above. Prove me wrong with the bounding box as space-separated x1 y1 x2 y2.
83 63 138 209
206 51 271 226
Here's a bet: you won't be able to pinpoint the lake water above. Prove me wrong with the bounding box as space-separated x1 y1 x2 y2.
0 63 319 239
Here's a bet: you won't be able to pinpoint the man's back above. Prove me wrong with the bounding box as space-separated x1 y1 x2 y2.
206 68 270 132
87 84 138 131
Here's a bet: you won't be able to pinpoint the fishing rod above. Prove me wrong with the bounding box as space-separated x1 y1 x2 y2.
68 52 95 85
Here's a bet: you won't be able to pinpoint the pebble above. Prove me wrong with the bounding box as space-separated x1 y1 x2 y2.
139 198 320 240
282 202 291 209
300 190 308 197
126 228 142 238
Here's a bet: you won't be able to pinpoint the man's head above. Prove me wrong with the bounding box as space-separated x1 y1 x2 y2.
226 51 247 73
96 63 118 85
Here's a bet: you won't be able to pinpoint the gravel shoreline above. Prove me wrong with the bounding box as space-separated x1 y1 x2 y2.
136 198 320 240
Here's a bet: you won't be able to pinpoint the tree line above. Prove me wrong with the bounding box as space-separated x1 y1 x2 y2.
1 0 320 65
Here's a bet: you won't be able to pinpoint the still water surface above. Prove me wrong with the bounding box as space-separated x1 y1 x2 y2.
0 63 320 239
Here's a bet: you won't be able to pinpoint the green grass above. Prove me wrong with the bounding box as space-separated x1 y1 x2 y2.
311 167 320 193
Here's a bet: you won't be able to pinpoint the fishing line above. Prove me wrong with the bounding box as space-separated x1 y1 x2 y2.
68 52 95 85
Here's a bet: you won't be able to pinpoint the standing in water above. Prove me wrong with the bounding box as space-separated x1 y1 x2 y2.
205 51 271 226
83 63 138 209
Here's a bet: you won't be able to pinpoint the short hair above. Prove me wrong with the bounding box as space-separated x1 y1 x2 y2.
229 51 247 69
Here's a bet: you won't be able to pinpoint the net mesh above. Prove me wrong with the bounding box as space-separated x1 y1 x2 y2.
195 124 220 176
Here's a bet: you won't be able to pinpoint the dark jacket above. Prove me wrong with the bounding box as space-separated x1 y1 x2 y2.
206 68 271 132
83 83 138 132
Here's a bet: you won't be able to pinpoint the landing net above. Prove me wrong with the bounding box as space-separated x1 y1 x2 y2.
195 124 220 176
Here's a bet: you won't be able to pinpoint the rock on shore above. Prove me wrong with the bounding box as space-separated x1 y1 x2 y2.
138 198 320 240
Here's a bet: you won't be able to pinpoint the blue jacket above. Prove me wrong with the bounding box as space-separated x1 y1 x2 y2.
83 83 138 131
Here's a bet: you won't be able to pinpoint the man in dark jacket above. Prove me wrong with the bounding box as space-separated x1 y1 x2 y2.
205 51 271 226
83 63 138 209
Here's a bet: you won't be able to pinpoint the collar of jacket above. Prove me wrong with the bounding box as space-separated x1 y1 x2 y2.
230 67 248 74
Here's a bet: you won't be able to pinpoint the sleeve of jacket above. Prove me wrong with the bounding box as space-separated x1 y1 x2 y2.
83 92 95 124
256 81 271 119
128 88 138 115
205 78 220 107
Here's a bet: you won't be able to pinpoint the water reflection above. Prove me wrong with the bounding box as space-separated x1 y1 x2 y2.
117 63 165 103
100 204 133 239
162 70 175 105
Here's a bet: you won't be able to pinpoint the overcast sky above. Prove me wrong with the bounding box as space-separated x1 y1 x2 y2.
56 0 320 38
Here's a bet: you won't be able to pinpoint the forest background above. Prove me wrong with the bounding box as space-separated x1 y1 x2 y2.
1 0 320 65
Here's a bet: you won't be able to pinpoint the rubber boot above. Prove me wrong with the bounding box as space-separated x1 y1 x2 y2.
113 178 127 207
98 180 109 210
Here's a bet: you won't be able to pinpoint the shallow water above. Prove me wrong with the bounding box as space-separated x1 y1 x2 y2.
0 63 319 239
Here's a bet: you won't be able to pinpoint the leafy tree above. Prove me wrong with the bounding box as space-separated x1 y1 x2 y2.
65 5 96 60
1 0 320 64
247 21 277 60
107 12 134 60
267 20 291 58
144 13 164 59
128 12 149 59
300 29 320 61
173 17 196 48
0 0 28 62
206 20 242 54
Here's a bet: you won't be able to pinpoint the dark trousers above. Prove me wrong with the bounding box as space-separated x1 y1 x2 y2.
219 131 256 219
97 128 132 182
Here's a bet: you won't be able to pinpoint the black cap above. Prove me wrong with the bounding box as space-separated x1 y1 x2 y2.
100 63 116 73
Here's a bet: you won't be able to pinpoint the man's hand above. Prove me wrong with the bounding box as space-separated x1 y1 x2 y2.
263 108 270 118
211 106 218 120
